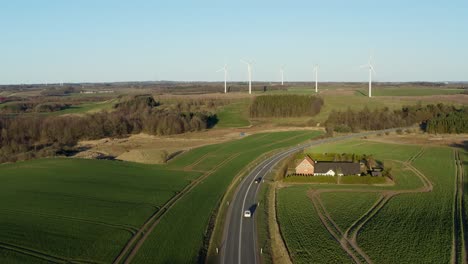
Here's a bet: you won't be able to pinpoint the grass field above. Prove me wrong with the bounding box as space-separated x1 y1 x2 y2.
358 147 454 263
359 87 464 97
215 99 251 128
277 185 354 263
277 138 459 263
0 158 201 263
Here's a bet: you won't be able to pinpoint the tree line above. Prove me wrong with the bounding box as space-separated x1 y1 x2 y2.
325 103 465 133
250 95 324 118
0 95 217 163
426 107 468 134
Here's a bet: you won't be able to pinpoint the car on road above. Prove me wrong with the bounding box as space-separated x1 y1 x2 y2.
244 210 251 218
254 177 262 183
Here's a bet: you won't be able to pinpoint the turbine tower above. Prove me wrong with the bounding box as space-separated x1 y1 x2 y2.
280 66 285 86
313 65 319 93
241 59 253 94
217 64 228 93
361 55 376 98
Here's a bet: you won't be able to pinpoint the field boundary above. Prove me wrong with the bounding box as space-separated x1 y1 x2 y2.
452 149 467 264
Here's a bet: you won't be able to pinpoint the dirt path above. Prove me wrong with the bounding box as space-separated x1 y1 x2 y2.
308 191 363 263
300 147 434 264
452 150 467 264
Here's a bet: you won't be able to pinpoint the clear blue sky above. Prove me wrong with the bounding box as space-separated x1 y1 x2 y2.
1 0 467 84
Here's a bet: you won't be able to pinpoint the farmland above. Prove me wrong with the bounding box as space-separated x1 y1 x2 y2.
276 138 465 263
0 130 322 264
130 130 323 263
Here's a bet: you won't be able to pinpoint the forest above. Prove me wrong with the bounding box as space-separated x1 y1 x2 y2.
425 108 468 133
325 103 466 133
0 95 217 163
250 94 324 117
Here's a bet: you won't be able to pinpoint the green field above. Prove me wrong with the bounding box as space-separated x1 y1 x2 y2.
277 185 353 263
0 130 322 263
0 158 201 263
361 87 464 97
358 147 454 263
277 139 460 263
215 99 251 128
132 130 323 263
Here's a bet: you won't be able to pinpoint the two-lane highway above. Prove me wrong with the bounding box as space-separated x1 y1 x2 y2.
220 129 400 264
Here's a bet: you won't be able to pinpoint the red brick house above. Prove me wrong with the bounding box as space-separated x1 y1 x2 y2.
295 156 315 175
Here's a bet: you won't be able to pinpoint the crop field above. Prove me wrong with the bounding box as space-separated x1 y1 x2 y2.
360 87 464 97
0 129 323 264
277 138 463 263
0 158 201 263
131 130 323 263
277 185 353 263
320 192 379 230
358 147 454 263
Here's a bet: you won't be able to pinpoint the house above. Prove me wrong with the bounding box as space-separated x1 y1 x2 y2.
295 156 316 175
295 157 361 176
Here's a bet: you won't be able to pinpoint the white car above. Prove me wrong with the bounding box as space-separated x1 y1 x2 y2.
244 210 251 218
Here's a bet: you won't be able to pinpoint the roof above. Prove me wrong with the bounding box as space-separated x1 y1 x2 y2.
314 162 360 175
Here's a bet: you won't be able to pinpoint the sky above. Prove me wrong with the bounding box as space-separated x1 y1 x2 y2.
1 0 467 84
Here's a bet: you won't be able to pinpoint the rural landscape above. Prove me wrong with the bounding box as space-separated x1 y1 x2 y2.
1 1 468 264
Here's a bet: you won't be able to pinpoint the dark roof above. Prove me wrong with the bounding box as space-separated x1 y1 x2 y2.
314 162 360 175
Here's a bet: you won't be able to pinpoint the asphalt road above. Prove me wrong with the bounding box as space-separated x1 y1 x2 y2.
220 129 399 264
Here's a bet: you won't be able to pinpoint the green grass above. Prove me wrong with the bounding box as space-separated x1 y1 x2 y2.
256 183 272 264
132 130 323 263
215 99 251 128
320 192 379 230
284 175 337 184
358 147 454 263
0 158 201 263
277 185 353 263
362 87 464 97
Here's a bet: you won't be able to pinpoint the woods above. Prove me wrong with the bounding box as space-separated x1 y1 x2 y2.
250 95 324 118
0 95 217 163
426 108 468 134
325 103 466 133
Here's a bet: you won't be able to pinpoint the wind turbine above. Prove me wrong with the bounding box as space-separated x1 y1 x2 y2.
313 65 319 93
360 55 376 98
240 59 253 94
280 65 285 86
217 64 228 93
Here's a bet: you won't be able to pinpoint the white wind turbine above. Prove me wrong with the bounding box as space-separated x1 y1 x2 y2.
280 65 285 86
241 59 253 94
313 65 319 93
360 55 376 98
217 64 228 93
